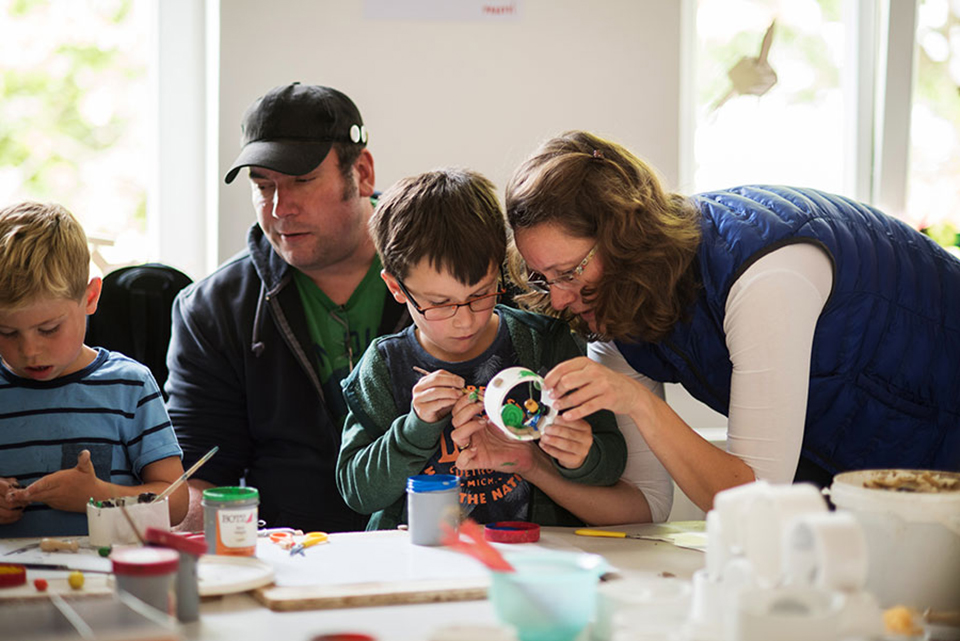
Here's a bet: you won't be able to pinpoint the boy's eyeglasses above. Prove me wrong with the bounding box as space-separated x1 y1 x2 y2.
526 245 597 294
396 270 505 321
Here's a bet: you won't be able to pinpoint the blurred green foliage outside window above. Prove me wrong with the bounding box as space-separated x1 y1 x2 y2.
0 0 152 270
696 0 960 256
695 0 847 195
912 0 960 257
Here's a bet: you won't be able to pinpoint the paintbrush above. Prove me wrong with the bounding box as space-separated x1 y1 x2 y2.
412 366 479 399
118 502 145 545
17 562 111 574
151 445 219 504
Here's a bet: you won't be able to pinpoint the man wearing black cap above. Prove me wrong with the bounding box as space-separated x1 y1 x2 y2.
166 83 410 532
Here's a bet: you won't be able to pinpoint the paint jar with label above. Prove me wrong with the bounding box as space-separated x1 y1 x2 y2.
111 547 179 616
202 486 259 556
407 474 460 546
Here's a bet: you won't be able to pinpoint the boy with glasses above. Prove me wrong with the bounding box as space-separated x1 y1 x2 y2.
336 168 628 530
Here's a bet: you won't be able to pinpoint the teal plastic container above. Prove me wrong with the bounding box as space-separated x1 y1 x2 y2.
489 551 607 641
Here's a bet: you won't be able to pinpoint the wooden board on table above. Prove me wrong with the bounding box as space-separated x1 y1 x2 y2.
0 537 113 601
253 575 488 611
0 573 112 601
251 529 492 611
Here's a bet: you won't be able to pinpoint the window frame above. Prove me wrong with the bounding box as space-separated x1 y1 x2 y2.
154 0 220 281
679 0 920 216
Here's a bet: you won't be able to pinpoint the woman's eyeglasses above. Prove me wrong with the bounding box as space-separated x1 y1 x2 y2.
525 245 597 294
396 271 505 321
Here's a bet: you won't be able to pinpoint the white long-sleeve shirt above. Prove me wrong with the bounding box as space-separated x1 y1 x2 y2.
589 242 833 522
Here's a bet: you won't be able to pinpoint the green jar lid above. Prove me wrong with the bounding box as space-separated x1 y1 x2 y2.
202 486 259 504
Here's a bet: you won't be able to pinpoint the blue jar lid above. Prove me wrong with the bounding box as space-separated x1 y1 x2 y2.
407 474 459 493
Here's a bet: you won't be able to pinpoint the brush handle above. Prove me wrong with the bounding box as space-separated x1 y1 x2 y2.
39 538 80 553
575 528 628 539
152 445 219 504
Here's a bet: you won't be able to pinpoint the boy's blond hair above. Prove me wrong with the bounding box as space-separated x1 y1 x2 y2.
0 201 90 309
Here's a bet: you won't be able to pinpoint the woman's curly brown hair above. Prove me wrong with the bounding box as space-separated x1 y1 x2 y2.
505 131 701 343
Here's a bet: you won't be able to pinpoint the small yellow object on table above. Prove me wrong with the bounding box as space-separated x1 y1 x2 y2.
883 605 923 636
68 571 85 590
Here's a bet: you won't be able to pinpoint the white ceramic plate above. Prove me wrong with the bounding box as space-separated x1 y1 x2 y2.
197 555 274 596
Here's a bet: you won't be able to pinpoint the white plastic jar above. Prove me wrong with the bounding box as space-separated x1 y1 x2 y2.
827 469 960 610
406 474 460 546
111 547 179 615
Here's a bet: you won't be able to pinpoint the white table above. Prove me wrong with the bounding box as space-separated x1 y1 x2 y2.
0 522 706 641
187 523 704 641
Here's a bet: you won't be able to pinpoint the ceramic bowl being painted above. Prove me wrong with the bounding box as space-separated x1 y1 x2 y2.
483 367 557 441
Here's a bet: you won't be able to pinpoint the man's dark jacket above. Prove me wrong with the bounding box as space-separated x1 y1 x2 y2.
166 224 409 532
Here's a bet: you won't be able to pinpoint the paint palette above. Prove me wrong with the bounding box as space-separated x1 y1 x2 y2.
198 554 274 596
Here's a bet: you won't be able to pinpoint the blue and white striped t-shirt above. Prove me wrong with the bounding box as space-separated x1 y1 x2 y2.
0 348 182 537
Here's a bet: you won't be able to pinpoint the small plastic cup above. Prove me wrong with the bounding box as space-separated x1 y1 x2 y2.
110 547 179 616
489 550 607 641
145 527 207 623
87 496 170 547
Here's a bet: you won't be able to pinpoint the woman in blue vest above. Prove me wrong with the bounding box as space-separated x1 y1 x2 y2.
505 130 960 517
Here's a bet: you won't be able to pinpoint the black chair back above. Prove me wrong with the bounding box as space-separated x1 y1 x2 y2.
86 263 192 397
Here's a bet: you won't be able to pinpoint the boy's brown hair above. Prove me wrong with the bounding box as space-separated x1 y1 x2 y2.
371 168 506 285
0 201 90 309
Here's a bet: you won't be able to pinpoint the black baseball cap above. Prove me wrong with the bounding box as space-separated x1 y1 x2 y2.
224 82 368 184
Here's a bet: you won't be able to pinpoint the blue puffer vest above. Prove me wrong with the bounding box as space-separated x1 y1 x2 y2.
616 186 960 475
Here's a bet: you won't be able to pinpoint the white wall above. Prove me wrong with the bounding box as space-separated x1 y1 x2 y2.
210 1 725 435
214 0 684 261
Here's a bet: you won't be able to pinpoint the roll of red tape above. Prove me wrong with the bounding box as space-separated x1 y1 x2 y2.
484 521 541 543
0 563 26 588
